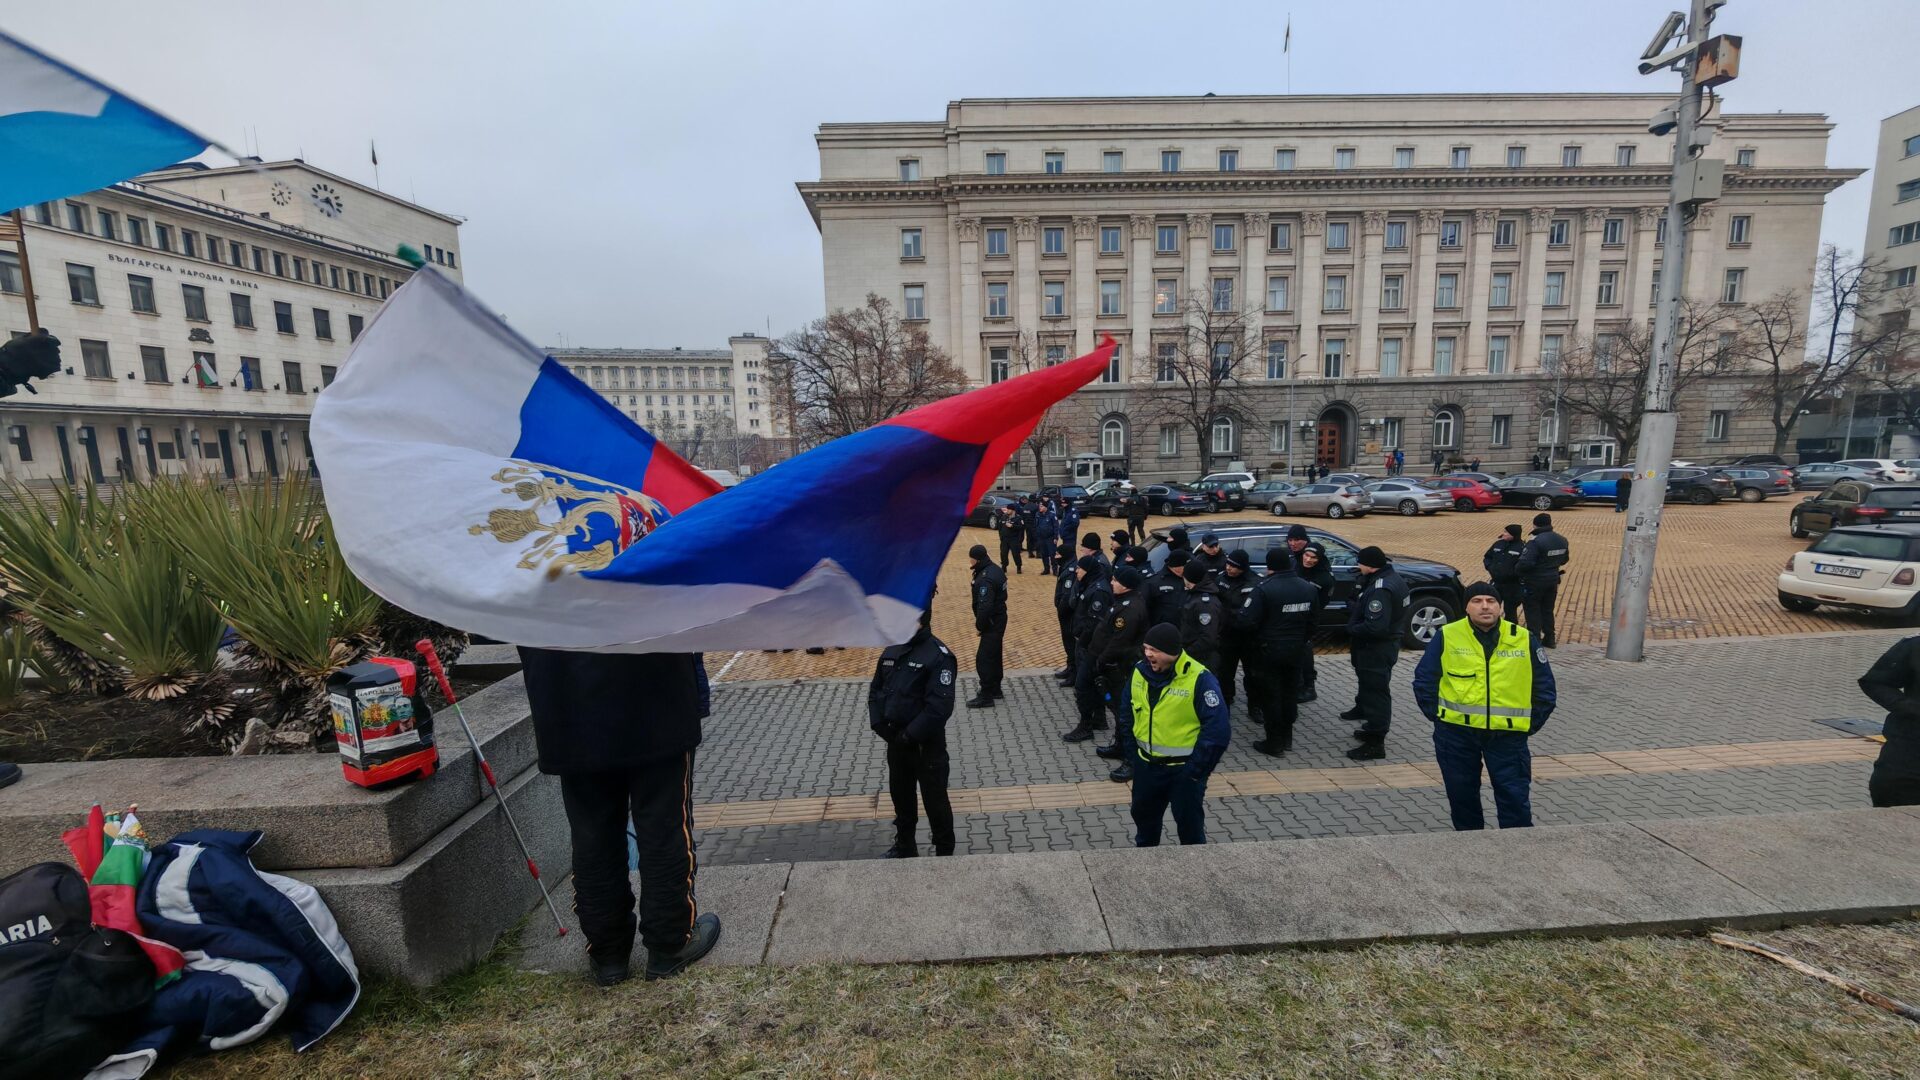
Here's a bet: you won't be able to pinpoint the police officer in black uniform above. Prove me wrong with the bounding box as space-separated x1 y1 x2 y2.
1125 488 1151 545
995 506 1025 574
1179 559 1225 673
1516 512 1570 648
1092 565 1150 781
1166 525 1193 558
1858 636 1920 807
869 608 958 858
1216 549 1262 721
1190 532 1226 579
1017 494 1041 560
1062 554 1113 742
1109 529 1130 565
1237 547 1319 756
967 544 1007 708
1483 523 1527 619
1053 546 1082 686
1345 545 1410 761
1146 549 1190 629
1282 525 1320 702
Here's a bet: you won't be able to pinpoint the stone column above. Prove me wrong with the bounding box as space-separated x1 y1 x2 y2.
1242 211 1269 342
1297 211 1325 375
1357 210 1385 374
1465 208 1497 373
1629 206 1662 329
1685 205 1717 306
1519 208 1552 372
1072 216 1098 354
956 216 984 381
1014 216 1039 333
1572 207 1607 344
945 211 964 365
1184 211 1211 311
1129 214 1155 376
1411 210 1441 372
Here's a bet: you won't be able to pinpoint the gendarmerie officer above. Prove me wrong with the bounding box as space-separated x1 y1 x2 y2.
1062 555 1113 743
1125 487 1151 545
868 608 958 857
1516 513 1570 648
1166 526 1193 558
1147 548 1190 629
1092 565 1150 782
1017 494 1041 558
1237 547 1318 756
1483 523 1526 619
1034 499 1060 576
995 506 1025 575
1216 549 1261 721
1109 529 1130 565
1053 543 1083 686
1345 545 1410 761
1178 560 1224 673
1297 539 1335 702
966 544 1007 708
1189 532 1226 579
1857 637 1920 807
1282 525 1319 702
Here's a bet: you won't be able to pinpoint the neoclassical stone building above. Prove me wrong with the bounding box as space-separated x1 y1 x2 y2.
798 95 1859 479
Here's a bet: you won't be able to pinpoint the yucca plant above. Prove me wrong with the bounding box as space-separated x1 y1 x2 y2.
0 619 32 706
0 480 124 694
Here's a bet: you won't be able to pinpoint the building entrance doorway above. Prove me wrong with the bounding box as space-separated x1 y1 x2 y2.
1315 407 1351 468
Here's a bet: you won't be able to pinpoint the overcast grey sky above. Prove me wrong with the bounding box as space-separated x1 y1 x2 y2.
6 0 1914 348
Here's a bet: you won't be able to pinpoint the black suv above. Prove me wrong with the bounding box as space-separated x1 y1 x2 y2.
1037 485 1090 509
1146 520 1464 647
1666 468 1737 504
1790 483 1920 538
1189 479 1247 512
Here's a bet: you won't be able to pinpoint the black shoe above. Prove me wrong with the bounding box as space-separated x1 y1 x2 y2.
881 844 917 859
934 847 955 856
1250 739 1284 757
1351 727 1372 740
1108 762 1134 783
0 763 19 790
1053 668 1071 679
1296 690 1317 704
589 950 631 987
645 913 721 981
1339 708 1362 721
1062 725 1095 743
992 689 1006 700
1542 639 1557 649
1346 740 1386 761
1095 742 1122 759
966 696 995 709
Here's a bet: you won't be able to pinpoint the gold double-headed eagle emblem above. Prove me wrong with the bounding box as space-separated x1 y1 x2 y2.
469 461 665 579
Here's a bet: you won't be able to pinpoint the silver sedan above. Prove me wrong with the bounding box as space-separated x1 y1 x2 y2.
1269 482 1373 519
1362 479 1453 516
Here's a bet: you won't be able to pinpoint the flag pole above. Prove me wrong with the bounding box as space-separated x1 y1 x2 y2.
8 210 41 332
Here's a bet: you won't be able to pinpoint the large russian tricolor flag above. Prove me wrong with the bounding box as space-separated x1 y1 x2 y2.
312 268 1113 652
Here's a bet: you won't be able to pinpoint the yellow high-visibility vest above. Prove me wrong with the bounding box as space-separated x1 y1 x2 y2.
1435 619 1535 732
1131 654 1205 758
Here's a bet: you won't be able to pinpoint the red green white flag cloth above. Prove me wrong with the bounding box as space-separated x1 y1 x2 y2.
61 804 186 987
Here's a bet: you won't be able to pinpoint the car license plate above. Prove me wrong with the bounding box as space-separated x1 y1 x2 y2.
1899 511 1920 518
1814 564 1864 578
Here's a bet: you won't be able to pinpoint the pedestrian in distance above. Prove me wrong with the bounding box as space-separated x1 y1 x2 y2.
1412 583 1556 830
1062 554 1114 743
1383 450 1395 476
517 648 720 985
1470 456 1482 473
1237 547 1318 756
1127 623 1231 846
1343 545 1410 761
1034 498 1060 575
1483 523 1527 618
1092 565 1150 781
995 505 1025 574
1516 513 1570 648
1395 448 1406 476
1859 637 1920 807
869 607 958 857
1126 490 1150 545
966 544 1007 708
1615 470 1633 513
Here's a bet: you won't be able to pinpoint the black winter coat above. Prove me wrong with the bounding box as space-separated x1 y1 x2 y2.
1072 575 1113 646
1484 538 1525 584
971 563 1009 630
1091 589 1149 672
868 629 957 745
1144 566 1186 628
519 649 706 773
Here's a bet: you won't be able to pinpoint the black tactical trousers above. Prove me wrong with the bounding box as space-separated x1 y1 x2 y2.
887 737 955 853
558 752 698 959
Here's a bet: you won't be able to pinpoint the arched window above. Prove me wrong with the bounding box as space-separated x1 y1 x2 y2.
1211 415 1236 455
1101 418 1126 456
1433 407 1461 449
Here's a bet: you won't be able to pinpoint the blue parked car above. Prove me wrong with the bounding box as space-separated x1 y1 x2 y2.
1575 467 1633 501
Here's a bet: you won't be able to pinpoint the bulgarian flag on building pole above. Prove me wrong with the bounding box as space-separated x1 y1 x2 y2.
194 353 217 387
62 804 186 987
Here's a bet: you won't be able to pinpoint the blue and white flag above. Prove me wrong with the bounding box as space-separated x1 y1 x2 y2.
312 269 1113 652
0 32 210 212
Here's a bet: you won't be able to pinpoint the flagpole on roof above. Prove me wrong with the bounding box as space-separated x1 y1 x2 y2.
1285 14 1292 94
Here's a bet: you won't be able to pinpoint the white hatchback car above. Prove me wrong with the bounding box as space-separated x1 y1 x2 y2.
1838 458 1919 483
1199 471 1257 491
1778 523 1920 619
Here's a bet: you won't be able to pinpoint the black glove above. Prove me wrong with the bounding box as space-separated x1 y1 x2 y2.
0 329 61 397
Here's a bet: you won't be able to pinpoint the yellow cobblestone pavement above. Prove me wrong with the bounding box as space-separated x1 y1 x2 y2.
706 497 1876 682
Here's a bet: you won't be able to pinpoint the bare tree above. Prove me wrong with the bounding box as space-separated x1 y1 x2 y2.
771 294 971 447
1133 292 1267 475
1550 298 1742 452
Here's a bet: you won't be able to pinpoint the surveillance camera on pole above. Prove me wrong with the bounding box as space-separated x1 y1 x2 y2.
1642 11 1686 60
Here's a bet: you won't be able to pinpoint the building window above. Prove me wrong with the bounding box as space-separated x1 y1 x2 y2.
272 252 287 277
1549 219 1570 246
1491 414 1511 446
1213 222 1235 252
1334 147 1355 170
80 338 111 378
1101 280 1124 315
1737 148 1757 166
96 209 116 240
985 228 1007 257
1266 275 1289 312
898 158 920 181
895 283 923 321
1380 338 1402 377
1728 214 1751 245
1381 273 1404 310
1616 145 1637 166
1211 416 1235 455
311 308 331 340
1594 270 1618 305
988 347 1010 384
986 281 1009 318
1265 339 1288 379
1542 334 1564 374
274 300 295 333
230 240 244 265
1100 225 1122 254
1494 219 1516 247
0 251 17 293
1489 272 1513 308
1044 226 1066 254
1326 221 1350 251
1322 274 1346 311
1708 410 1730 441
1435 273 1458 308
1274 148 1295 170
181 230 197 258
1893 267 1918 289
1269 421 1289 453
1900 179 1920 204
64 262 101 304
1102 419 1126 456
1894 222 1920 247
1506 146 1526 168
1043 280 1065 317
1160 150 1181 173
283 361 305 394
1269 221 1292 251
1434 409 1458 448
128 274 157 314
1650 268 1663 305
1160 423 1180 455
1156 342 1177 382
1394 147 1414 169
1544 271 1566 306
329 266 341 289
1439 220 1461 248
1488 335 1511 374
1540 408 1561 445
900 228 922 258
127 217 147 246
1156 224 1179 253
252 247 265 272
139 345 168 383
1217 149 1237 172
1103 150 1124 172
1209 277 1231 313
1155 278 1179 314
984 152 1006 175
1595 334 1618 372
1102 345 1126 383
1042 345 1066 368
1722 268 1746 304
1559 145 1581 167
348 314 364 341
8 424 30 462
66 202 88 232
230 292 254 327
240 355 262 391
1323 339 1346 379
1435 336 1457 375
1603 217 1625 246
181 284 208 321
1210 340 1233 379
1044 151 1065 174
1450 146 1470 169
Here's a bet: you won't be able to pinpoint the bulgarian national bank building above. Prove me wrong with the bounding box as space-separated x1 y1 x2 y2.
799 95 1856 480
0 159 461 483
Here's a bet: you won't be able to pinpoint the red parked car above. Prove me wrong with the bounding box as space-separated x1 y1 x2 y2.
1425 475 1503 512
